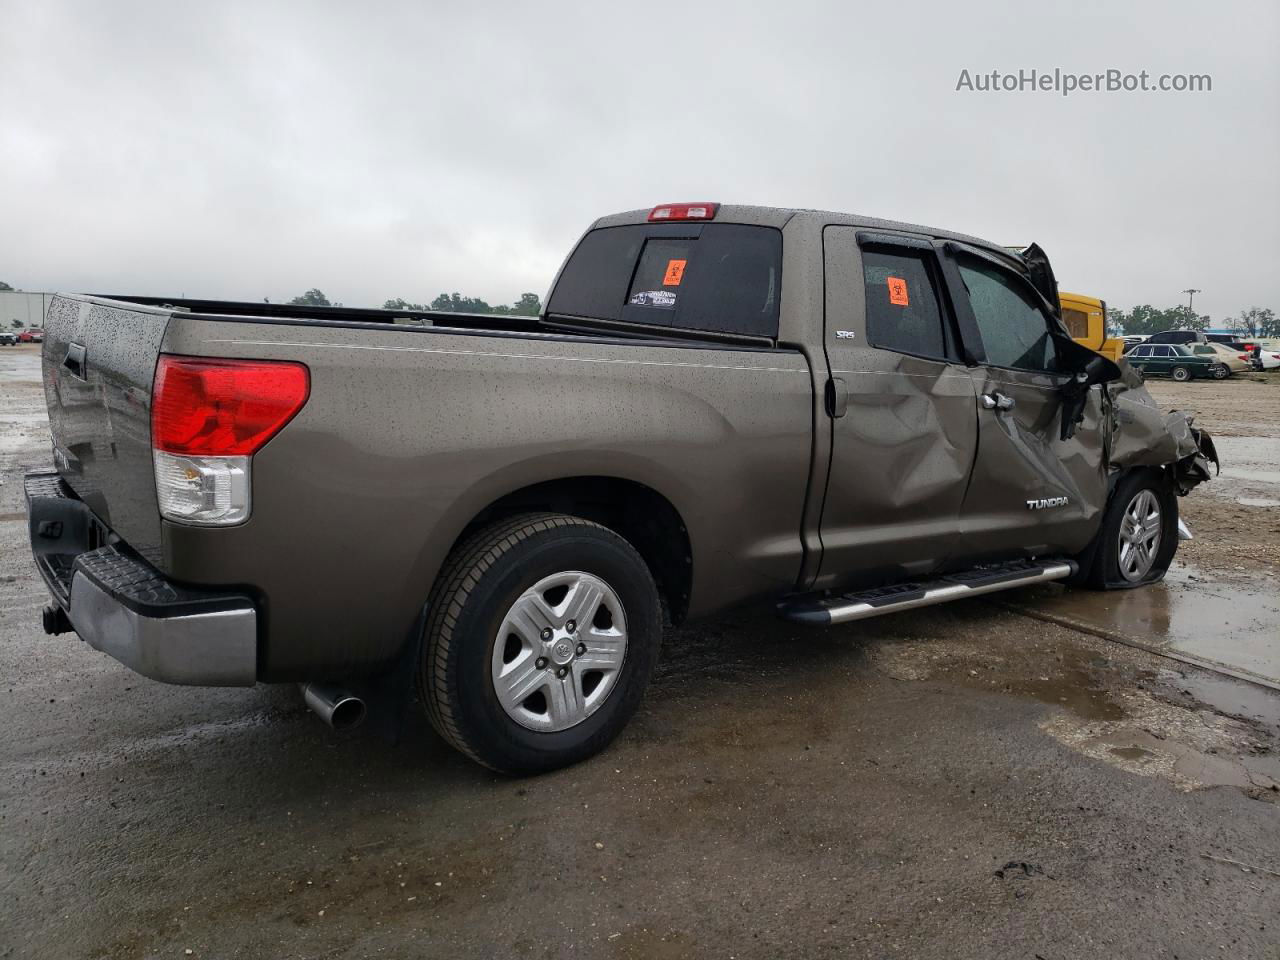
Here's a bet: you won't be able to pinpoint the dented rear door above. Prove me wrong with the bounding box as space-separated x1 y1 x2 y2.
813 227 978 588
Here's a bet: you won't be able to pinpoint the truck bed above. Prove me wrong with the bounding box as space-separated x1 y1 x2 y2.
103 294 546 335
39 292 816 680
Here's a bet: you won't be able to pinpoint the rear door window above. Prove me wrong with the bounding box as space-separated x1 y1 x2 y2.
548 223 782 338
860 248 949 360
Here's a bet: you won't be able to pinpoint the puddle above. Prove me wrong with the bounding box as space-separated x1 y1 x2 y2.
1159 668 1280 729
1221 467 1280 485
1012 565 1280 686
1004 649 1126 721
1206 436 1280 501
1042 689 1280 797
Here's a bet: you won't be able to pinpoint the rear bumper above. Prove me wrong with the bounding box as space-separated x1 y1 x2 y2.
24 472 258 686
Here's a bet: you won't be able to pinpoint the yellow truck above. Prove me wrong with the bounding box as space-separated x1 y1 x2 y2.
1060 291 1124 362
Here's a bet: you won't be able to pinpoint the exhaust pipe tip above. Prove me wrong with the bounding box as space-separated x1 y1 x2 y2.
42 604 73 636
301 682 367 732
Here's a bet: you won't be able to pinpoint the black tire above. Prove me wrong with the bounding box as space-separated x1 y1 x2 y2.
418 512 662 775
1072 470 1179 590
1170 365 1191 382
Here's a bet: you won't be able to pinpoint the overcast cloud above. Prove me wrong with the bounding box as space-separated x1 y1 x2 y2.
1 0 1277 320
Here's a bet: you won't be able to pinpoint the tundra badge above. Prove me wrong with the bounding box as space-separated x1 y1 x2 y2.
1026 496 1069 510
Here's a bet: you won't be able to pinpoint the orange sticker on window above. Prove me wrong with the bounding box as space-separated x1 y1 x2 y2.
663 259 687 286
886 276 909 306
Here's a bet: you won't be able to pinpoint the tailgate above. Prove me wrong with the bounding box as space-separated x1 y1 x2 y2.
42 295 171 563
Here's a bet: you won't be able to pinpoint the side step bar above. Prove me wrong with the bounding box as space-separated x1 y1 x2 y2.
779 559 1076 626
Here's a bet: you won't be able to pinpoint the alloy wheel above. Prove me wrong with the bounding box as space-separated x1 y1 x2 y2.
1117 489 1162 582
490 571 628 731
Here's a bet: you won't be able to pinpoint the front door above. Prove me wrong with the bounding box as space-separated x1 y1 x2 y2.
941 245 1106 560
815 227 978 590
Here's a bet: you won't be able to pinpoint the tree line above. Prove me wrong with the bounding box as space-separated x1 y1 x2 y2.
289 288 543 316
1109 304 1278 338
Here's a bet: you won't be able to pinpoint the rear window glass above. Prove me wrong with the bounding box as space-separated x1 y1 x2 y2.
860 248 948 359
548 223 782 338
626 238 691 311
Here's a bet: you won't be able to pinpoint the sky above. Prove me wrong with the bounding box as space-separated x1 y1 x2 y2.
1 0 1277 321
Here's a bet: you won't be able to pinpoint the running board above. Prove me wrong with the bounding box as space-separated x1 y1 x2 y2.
779 559 1076 626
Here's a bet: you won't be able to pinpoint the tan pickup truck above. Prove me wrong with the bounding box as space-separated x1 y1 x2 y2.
25 202 1216 773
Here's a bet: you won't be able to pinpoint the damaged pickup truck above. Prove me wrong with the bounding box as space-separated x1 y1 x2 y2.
25 202 1216 774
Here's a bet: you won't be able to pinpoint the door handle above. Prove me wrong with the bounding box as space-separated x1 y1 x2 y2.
825 377 848 418
981 391 1015 411
63 342 87 382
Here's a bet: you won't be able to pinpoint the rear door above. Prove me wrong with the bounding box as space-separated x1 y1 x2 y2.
814 228 977 587
1127 344 1156 373
1149 345 1176 374
941 246 1105 561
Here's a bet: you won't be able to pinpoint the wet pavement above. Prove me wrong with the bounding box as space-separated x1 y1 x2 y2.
2 345 1279 959
1011 565 1280 688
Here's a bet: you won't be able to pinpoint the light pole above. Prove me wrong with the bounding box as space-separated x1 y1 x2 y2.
1182 288 1201 315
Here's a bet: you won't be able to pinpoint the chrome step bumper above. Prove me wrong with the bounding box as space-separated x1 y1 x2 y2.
25 472 259 686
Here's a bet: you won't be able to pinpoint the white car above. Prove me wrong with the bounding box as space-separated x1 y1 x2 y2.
1253 345 1280 371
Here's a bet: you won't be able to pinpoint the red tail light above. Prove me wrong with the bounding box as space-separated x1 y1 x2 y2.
648 202 719 222
152 355 310 456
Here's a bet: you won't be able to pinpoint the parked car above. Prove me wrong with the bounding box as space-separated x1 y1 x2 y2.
1126 342 1227 380
18 328 44 343
1145 330 1205 346
1120 334 1148 352
1253 341 1280 371
23 202 1218 774
1190 342 1252 375
0 331 19 346
1202 333 1259 364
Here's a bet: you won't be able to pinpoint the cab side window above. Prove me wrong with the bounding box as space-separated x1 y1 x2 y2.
861 248 948 359
958 258 1060 373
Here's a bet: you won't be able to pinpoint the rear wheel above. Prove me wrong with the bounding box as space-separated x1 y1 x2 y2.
1210 364 1229 380
1073 470 1178 590
419 513 662 775
1171 365 1192 382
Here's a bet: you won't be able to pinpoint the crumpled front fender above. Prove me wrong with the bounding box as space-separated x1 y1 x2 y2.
1107 367 1219 494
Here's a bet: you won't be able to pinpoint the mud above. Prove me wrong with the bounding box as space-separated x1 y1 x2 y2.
3 345 1280 959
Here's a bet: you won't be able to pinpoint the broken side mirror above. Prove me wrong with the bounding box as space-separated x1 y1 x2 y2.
1057 337 1122 441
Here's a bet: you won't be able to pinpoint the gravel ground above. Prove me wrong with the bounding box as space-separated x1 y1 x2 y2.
2 344 1278 960
1146 375 1280 573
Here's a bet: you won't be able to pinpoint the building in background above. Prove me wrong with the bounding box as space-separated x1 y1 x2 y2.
0 290 54 330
